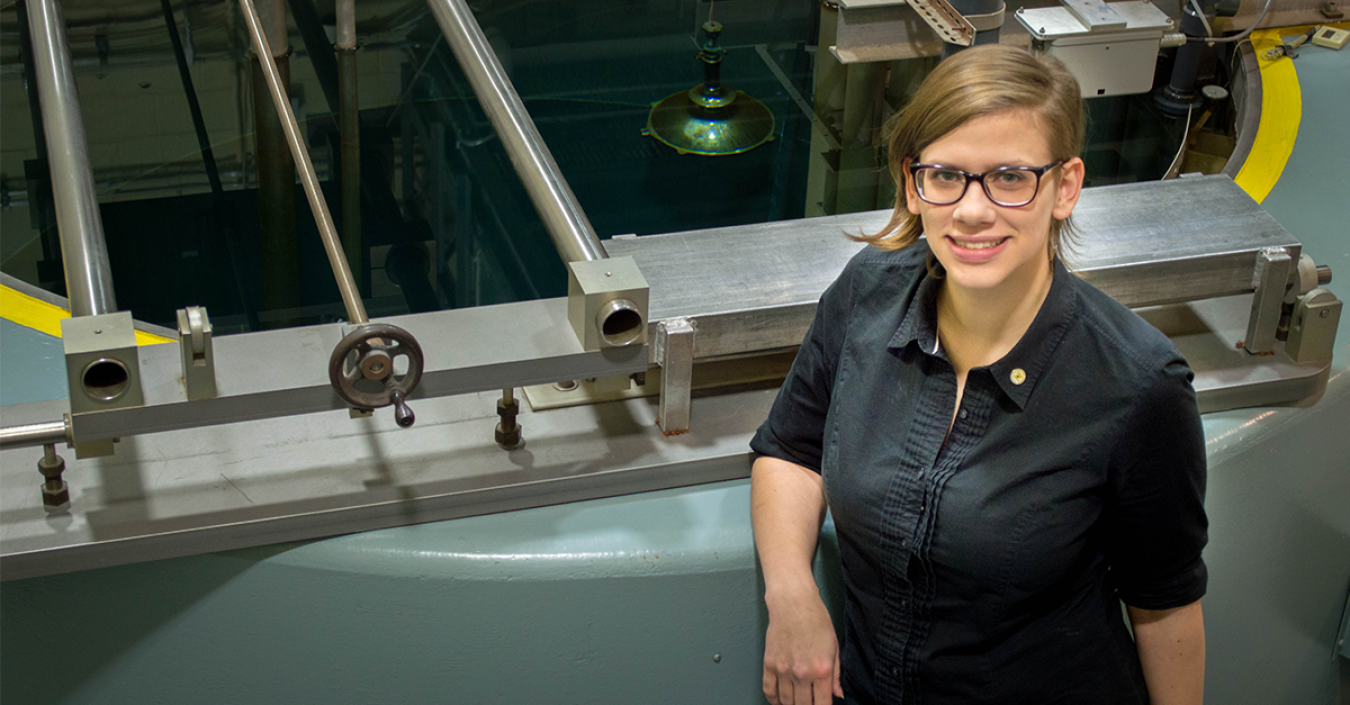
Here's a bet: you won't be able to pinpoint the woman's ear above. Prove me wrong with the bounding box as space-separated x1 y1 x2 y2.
904 160 922 215
1051 157 1085 220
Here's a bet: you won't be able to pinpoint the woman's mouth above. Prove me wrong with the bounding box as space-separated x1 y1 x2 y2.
947 236 1010 261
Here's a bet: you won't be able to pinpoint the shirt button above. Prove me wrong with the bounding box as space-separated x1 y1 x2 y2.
890 666 899 677
1010 368 1027 385
919 504 926 513
958 409 968 419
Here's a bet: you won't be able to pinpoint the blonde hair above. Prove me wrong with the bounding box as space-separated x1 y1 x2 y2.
857 45 1083 259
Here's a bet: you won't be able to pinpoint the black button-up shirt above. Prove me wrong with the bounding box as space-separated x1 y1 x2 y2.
751 242 1207 705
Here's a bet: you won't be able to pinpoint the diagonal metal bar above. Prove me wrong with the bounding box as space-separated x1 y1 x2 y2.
237 0 368 324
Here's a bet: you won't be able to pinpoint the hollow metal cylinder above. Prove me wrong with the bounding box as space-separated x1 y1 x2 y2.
338 46 363 294
252 55 301 317
0 419 70 451
25 0 117 318
426 0 607 264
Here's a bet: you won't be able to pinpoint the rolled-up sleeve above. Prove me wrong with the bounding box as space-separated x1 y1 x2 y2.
749 262 858 473
1105 356 1209 609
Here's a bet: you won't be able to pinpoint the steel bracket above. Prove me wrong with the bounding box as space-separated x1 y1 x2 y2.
61 311 143 458
655 318 696 435
832 0 974 63
177 307 217 401
1244 247 1293 354
1285 288 1342 363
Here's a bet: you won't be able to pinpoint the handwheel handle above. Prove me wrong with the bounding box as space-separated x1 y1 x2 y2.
390 389 416 428
328 323 424 427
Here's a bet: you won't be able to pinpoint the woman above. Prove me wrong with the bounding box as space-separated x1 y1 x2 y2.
750 45 1207 705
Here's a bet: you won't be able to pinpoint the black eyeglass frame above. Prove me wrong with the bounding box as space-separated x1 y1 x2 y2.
907 160 1064 207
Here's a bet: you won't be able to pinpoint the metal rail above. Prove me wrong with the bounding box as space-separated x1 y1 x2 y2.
238 0 369 324
25 0 117 318
426 0 608 264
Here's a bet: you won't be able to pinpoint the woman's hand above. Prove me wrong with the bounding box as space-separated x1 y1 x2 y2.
763 588 843 705
752 456 843 705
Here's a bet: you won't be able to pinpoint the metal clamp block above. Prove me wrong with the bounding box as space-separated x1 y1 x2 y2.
1244 247 1293 355
177 307 217 400
61 311 144 413
1285 289 1341 363
655 318 696 435
61 312 143 458
567 256 649 352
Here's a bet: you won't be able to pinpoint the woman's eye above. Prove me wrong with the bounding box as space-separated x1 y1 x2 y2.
932 170 963 183
993 170 1029 185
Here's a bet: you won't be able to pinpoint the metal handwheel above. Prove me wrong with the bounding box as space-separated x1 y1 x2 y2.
328 324 424 427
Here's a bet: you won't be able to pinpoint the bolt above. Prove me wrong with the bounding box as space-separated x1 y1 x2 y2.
1321 309 1330 318
38 444 69 508
496 390 523 450
713 654 722 663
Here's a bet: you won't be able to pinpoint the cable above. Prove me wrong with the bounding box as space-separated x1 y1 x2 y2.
1189 0 1215 38
1187 0 1275 43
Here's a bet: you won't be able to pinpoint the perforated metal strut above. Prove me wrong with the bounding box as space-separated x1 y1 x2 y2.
908 0 977 45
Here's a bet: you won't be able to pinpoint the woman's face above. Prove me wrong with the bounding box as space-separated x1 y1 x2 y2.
904 109 1084 299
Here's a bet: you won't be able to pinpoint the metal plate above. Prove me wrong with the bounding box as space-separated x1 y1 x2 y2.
1017 1 1172 39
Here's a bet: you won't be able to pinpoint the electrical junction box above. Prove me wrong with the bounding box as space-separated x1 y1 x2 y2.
1016 0 1175 97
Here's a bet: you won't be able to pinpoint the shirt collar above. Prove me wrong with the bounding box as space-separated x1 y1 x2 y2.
887 253 1079 410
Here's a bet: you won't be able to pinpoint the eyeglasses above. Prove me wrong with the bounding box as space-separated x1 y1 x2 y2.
908 161 1063 207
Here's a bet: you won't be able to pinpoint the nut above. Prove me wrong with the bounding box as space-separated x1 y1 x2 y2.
42 480 70 508
495 422 523 450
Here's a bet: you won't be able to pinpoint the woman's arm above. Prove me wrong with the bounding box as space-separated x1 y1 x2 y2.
751 455 843 705
1127 600 1205 705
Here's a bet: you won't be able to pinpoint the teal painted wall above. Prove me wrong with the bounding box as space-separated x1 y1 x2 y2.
1 481 845 705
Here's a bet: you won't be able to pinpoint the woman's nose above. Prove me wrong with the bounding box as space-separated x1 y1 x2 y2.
951 178 998 221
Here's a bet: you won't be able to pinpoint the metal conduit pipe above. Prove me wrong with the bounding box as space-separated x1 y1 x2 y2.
425 0 608 264
253 0 301 318
25 0 117 318
336 0 363 294
336 0 355 49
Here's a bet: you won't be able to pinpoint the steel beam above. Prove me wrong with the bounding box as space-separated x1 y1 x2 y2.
607 175 1304 361
56 297 645 443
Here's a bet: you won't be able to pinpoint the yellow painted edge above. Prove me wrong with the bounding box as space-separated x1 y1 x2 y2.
0 285 174 346
1235 22 1350 203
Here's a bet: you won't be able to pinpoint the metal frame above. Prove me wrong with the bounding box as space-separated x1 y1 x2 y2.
1 2 1341 583
0 175 1339 581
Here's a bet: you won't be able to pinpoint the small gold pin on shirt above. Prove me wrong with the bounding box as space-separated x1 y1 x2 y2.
1010 368 1027 385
